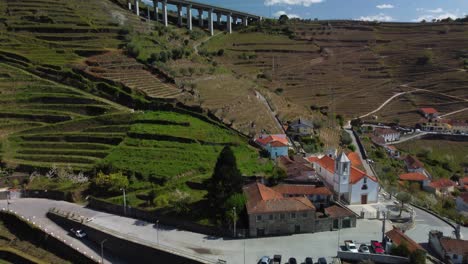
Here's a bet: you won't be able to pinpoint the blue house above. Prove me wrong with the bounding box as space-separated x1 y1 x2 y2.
255 134 289 159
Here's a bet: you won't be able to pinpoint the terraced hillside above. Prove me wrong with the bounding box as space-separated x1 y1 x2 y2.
203 20 468 124
85 51 182 99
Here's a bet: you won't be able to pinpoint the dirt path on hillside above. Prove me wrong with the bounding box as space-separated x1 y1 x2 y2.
255 90 285 134
358 90 417 119
194 32 223 55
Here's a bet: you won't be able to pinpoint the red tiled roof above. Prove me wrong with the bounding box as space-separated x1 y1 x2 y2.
420 108 438 114
255 134 289 147
404 155 424 169
325 205 355 218
440 237 468 256
429 178 456 189
461 177 468 185
270 141 288 147
386 145 397 151
386 228 425 253
315 155 377 184
347 152 362 167
272 184 332 196
305 156 319 163
243 182 315 214
399 172 427 182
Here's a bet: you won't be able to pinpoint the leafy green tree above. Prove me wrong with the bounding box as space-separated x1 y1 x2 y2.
279 14 289 24
340 131 352 145
396 192 412 217
171 189 191 214
147 189 157 205
224 193 246 223
92 171 129 195
206 146 243 220
270 166 287 185
409 249 426 264
391 242 410 257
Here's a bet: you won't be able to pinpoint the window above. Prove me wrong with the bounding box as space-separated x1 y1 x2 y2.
256 215 262 222
364 177 367 184
291 212 296 219
302 212 308 218
269 214 273 220
361 184 368 190
453 254 458 260
280 213 285 220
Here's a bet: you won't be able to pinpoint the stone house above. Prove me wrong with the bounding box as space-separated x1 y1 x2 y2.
272 183 333 208
243 182 356 237
243 182 316 237
426 178 456 196
255 134 289 159
429 230 468 264
287 118 314 137
374 127 400 142
404 155 425 173
310 153 379 204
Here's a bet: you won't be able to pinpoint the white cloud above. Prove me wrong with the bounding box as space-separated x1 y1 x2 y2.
376 4 394 9
358 13 394 22
413 12 460 22
428 8 443 13
264 0 324 7
274 10 301 18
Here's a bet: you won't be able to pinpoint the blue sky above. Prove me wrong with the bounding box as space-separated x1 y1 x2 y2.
184 0 468 22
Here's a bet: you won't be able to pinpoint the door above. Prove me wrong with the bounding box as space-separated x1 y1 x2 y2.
361 194 368 204
294 225 301 233
257 228 265 237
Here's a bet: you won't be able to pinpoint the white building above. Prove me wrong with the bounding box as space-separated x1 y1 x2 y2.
429 230 468 264
374 127 400 142
310 152 379 204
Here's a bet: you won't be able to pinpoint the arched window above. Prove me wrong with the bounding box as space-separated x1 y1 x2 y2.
362 184 368 190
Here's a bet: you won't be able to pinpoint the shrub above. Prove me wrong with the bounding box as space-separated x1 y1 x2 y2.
217 49 225 56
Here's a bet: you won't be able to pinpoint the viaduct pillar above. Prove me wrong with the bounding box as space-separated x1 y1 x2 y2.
177 4 183 26
153 0 159 21
198 9 203 27
243 16 248 26
128 1 132 10
226 13 232 34
135 0 139 16
162 0 168 26
186 5 192 30
216 13 221 26
208 8 214 36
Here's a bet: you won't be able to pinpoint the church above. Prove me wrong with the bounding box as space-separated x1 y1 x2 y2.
309 152 379 204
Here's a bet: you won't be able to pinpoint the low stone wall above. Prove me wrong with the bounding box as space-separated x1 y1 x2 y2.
88 197 229 237
337 251 409 264
47 210 214 264
22 189 73 202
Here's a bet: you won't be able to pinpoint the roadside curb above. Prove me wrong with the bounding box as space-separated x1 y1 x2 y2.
410 203 457 231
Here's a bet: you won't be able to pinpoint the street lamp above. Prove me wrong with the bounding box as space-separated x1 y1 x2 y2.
6 191 10 211
156 220 160 245
232 206 236 238
100 239 107 263
120 188 126 215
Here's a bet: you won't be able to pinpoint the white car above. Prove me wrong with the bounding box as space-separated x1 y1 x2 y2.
345 240 358 253
258 256 271 264
359 244 370 253
70 228 86 238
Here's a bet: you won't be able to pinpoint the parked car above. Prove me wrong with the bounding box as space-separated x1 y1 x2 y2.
317 257 328 264
272 255 281 264
288 257 297 264
359 244 370 253
70 228 86 238
344 240 358 253
371 240 385 254
305 257 313 264
258 256 270 264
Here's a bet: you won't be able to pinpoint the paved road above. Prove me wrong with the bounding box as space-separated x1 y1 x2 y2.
1 198 387 264
0 199 118 264
344 129 374 177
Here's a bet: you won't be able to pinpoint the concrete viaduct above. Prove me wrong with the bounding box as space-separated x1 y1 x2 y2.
128 0 262 35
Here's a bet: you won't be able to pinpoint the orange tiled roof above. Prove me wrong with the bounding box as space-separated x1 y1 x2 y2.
440 237 468 256
272 184 332 196
347 152 362 167
429 178 456 189
315 155 377 184
325 205 355 218
386 228 425 253
255 134 288 147
461 177 468 185
399 172 427 182
420 108 438 114
243 182 315 214
305 156 320 163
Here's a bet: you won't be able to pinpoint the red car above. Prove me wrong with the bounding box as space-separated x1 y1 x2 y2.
371 240 385 254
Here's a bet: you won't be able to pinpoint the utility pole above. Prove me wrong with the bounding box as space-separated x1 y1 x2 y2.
382 211 386 242
233 207 237 238
156 219 160 245
120 188 127 215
